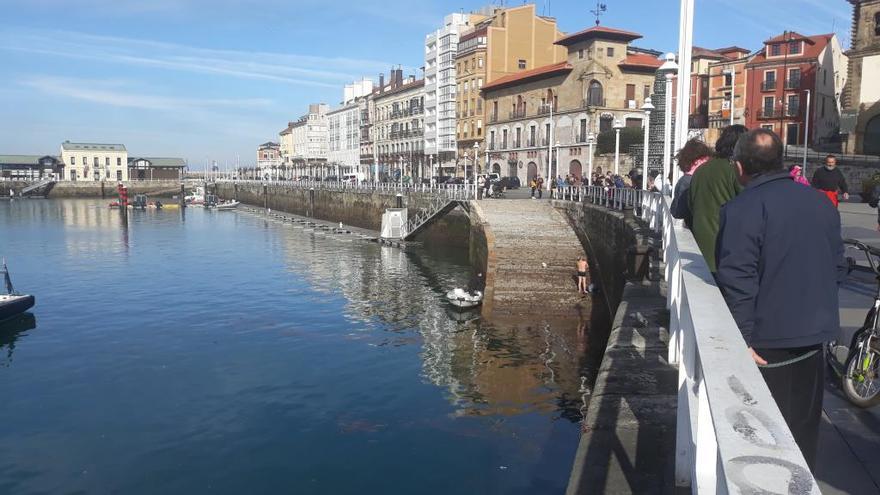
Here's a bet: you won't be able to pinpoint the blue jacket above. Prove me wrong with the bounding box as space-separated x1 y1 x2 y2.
716 171 847 349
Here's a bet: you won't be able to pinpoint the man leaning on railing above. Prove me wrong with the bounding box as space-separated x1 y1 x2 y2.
714 128 848 469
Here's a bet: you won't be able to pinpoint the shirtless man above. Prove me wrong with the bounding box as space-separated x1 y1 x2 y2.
576 257 589 294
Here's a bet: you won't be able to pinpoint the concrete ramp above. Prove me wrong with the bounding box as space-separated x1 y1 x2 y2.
473 199 589 321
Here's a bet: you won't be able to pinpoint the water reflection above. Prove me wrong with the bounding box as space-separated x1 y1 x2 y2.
265 211 598 422
0 313 37 367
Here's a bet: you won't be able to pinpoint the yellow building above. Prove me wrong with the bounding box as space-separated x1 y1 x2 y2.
60 141 128 182
455 5 566 175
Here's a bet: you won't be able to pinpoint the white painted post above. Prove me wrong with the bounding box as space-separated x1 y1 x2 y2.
613 119 623 176
803 89 811 177
642 97 654 192
673 0 694 191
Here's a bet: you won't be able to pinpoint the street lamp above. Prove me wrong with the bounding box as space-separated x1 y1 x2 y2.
660 53 678 195
641 97 655 191
472 142 480 199
613 119 624 176
587 133 596 186
723 67 736 126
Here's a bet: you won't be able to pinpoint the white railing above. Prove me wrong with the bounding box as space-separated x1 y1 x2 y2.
215 179 475 201
555 187 820 493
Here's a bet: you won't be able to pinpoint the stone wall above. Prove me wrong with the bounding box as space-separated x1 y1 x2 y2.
2 180 185 198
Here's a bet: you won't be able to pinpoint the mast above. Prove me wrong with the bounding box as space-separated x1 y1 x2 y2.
2 258 14 295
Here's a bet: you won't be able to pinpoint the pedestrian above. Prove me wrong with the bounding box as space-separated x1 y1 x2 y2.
536 175 544 199
529 177 537 199
576 257 589 295
688 124 747 273
477 175 484 200
715 128 847 470
550 176 557 198
811 154 848 207
788 164 810 186
670 138 713 228
483 174 492 199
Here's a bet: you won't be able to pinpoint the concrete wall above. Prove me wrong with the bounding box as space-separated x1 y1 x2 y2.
2 180 184 198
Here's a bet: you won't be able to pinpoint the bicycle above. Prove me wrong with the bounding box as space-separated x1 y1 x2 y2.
826 239 880 407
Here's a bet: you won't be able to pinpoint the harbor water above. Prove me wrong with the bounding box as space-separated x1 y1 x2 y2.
0 199 597 495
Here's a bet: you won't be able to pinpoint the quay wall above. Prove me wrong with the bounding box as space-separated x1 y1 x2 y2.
213 182 471 246
2 180 184 198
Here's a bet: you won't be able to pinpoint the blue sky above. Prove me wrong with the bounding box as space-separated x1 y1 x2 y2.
0 0 853 168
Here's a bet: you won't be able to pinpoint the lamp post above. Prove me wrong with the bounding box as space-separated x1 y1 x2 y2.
547 89 555 191
641 97 655 191
674 0 695 190
472 142 480 199
660 53 678 195
803 89 811 177
613 119 624 176
723 67 736 126
587 133 595 186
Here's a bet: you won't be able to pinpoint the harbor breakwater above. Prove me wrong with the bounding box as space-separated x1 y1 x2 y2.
3 180 184 198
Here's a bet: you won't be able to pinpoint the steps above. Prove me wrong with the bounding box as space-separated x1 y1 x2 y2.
475 199 589 320
21 179 55 197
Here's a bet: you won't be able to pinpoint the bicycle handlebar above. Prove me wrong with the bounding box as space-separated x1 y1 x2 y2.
844 238 880 274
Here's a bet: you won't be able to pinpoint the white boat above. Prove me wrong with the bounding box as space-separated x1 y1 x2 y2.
185 186 205 204
216 200 240 210
445 288 483 309
1 259 35 323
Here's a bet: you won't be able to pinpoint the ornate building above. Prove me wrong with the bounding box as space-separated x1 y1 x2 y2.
843 0 880 155
372 69 426 181
482 25 661 184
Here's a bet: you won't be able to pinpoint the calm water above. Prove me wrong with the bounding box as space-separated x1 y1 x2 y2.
0 199 593 495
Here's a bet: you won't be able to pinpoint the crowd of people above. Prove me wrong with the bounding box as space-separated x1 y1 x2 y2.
663 124 850 471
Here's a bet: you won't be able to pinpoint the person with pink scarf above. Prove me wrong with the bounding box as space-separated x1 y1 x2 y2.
789 165 810 186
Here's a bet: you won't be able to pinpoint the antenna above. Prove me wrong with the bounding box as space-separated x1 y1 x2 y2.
590 1 607 26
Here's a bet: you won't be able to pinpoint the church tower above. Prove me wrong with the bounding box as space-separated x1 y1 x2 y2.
843 0 880 154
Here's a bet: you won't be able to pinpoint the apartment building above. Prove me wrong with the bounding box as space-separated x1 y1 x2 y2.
256 141 282 179
290 104 329 177
424 13 480 175
327 102 361 177
455 4 566 176
706 47 752 140
373 69 426 181
482 25 661 185
745 32 847 146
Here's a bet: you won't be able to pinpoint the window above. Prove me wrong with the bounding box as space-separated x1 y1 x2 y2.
763 96 774 115
464 60 469 70
644 85 650 99
579 119 587 141
117 157 122 166
515 127 521 147
770 44 781 56
625 84 635 106
502 129 508 147
786 94 800 116
587 80 604 106
724 73 733 86
477 120 482 136
787 68 801 88
578 49 584 59
70 170 77 181
93 157 99 167
464 81 469 91
764 70 776 83
69 156 75 166
477 78 483 88
607 46 614 57
529 125 536 146
789 41 801 55
476 98 482 111
490 130 495 148
82 156 87 165
545 123 551 144
116 170 122 181
478 57 484 68
518 59 526 70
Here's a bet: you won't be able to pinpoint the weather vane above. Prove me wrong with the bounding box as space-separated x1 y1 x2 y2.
591 1 607 26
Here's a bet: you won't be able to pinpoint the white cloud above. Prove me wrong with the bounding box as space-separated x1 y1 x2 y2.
0 29 394 88
21 76 273 111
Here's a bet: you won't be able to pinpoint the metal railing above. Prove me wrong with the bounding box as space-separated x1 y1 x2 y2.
553 186 820 493
215 179 475 200
761 80 777 91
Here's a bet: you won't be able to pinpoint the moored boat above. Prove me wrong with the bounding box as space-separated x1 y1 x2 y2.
216 200 240 210
0 260 35 323
445 288 483 309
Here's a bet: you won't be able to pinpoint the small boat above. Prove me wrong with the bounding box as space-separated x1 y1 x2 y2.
216 200 240 210
0 259 35 323
445 288 483 309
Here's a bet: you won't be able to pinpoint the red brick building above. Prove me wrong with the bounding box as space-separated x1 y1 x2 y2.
744 32 847 147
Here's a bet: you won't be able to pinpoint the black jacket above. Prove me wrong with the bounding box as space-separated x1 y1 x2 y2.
716 172 847 348
811 166 848 193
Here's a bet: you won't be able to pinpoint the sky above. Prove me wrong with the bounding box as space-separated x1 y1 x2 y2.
0 0 854 169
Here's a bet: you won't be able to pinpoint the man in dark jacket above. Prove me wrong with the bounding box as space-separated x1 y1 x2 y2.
811 154 848 207
716 129 847 469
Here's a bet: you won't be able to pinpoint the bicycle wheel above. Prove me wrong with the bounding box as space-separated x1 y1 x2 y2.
842 339 880 408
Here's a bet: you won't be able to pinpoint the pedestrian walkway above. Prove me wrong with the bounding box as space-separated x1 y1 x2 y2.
472 199 588 321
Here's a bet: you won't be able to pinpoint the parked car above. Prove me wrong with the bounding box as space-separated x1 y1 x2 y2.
445 177 465 185
503 176 521 189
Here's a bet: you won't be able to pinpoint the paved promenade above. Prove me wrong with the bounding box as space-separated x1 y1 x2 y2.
817 201 880 494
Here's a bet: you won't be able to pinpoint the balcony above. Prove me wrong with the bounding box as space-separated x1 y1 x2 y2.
489 113 498 123
757 108 777 119
761 80 777 91
785 105 801 118
785 77 801 90
512 139 521 148
575 133 588 143
536 104 554 115
488 142 496 151
582 98 607 109
509 109 527 120
527 139 536 147
501 140 508 149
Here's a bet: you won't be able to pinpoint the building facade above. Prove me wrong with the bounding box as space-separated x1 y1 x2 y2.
60 141 129 181
482 25 661 185
744 32 847 146
256 141 282 179
279 124 295 167
706 47 752 141
843 0 880 155
373 69 426 181
0 155 64 180
128 157 185 180
290 104 329 177
326 102 361 177
424 13 479 175
455 4 567 176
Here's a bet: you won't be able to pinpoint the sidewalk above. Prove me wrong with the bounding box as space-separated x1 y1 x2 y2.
815 201 880 494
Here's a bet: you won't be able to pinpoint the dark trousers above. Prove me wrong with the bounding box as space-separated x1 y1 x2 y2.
754 345 824 470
